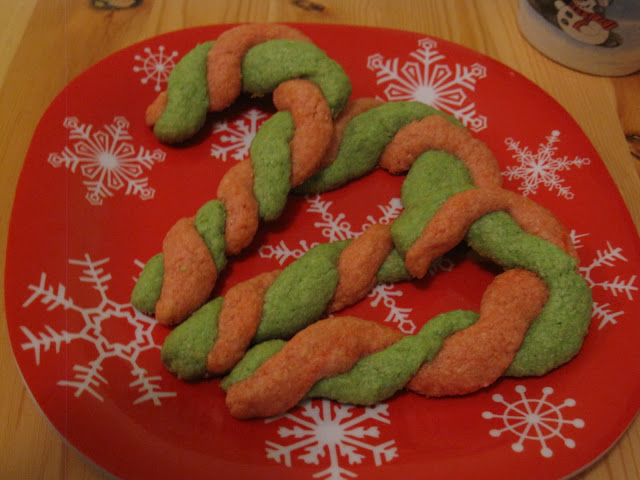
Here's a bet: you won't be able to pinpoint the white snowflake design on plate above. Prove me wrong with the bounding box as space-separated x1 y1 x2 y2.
210 109 269 161
572 231 638 329
258 195 456 334
20 254 175 405
367 37 488 131
133 46 178 92
482 385 585 458
503 130 590 199
265 399 398 480
48 116 165 205
257 189 396 265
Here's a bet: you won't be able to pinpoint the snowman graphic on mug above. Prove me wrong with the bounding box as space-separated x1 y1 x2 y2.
528 0 622 47
555 0 620 45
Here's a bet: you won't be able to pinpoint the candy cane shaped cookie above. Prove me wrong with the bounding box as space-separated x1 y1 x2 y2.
160 106 591 386
132 24 352 325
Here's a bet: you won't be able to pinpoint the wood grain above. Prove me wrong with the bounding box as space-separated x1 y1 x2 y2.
0 1 638 479
613 75 640 177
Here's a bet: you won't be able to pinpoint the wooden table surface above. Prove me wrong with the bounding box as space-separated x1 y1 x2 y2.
0 1 638 479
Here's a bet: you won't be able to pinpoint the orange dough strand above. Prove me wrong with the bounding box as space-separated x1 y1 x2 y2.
405 187 579 279
407 269 549 396
226 317 404 419
216 159 259 255
217 80 333 254
379 114 502 188
207 23 312 112
145 91 167 127
155 217 218 326
272 79 333 186
327 224 394 313
207 270 281 375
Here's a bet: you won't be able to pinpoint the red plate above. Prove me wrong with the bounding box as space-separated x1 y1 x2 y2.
6 24 640 480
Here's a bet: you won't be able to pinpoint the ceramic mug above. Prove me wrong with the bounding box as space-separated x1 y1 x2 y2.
518 0 640 76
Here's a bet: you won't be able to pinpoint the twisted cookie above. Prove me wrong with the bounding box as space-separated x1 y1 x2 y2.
131 24 352 325
135 25 592 419
157 104 486 378
222 269 548 419
160 106 591 390
146 23 348 143
132 100 458 325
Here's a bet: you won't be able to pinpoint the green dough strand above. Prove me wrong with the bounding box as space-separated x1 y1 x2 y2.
254 241 349 342
194 200 227 271
161 297 223 381
296 102 462 194
130 253 163 315
241 39 352 116
153 41 214 144
250 112 295 221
